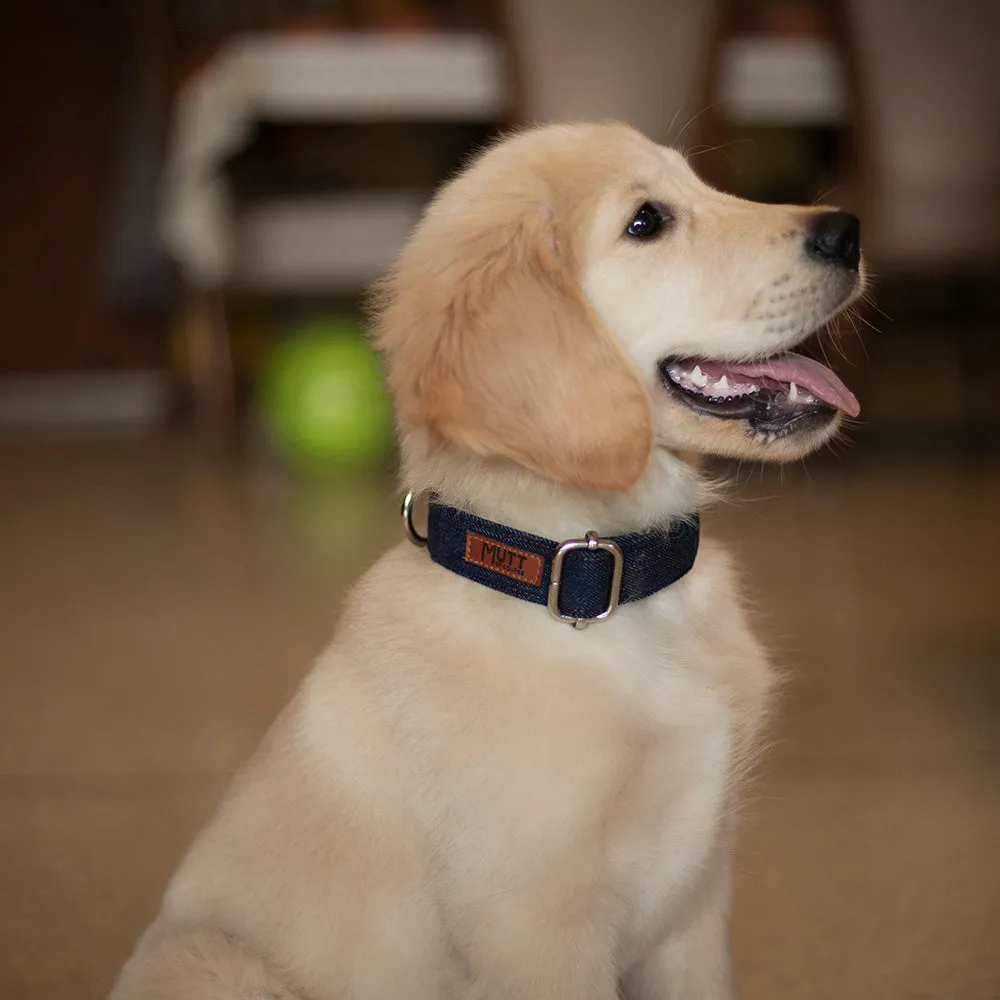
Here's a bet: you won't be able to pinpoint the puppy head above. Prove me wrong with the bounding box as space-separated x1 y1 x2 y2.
374 123 864 493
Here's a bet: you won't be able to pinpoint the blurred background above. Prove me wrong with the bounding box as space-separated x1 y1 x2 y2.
1 1 998 997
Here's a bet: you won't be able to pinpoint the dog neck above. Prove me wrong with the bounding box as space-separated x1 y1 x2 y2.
400 431 708 541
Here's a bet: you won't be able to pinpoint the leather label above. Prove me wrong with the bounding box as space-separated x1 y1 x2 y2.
464 532 544 587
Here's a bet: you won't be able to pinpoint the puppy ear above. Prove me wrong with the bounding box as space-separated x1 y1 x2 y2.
374 202 653 493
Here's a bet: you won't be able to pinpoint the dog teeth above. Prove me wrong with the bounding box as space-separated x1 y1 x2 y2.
789 382 798 401
667 363 762 400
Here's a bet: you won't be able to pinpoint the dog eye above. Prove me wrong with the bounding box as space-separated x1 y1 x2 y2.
625 202 669 240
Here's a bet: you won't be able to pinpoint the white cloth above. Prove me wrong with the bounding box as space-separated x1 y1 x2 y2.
160 33 507 288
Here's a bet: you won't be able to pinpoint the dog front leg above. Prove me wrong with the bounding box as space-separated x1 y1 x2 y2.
454 895 619 1000
622 859 736 1000
462 944 619 1000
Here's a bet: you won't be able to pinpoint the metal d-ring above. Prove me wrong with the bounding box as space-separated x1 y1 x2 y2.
401 491 427 546
547 530 623 628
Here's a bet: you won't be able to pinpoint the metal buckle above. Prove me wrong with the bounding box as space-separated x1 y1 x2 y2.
401 491 427 546
547 531 623 629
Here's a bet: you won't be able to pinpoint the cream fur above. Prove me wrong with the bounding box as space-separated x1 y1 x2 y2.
111 122 862 1000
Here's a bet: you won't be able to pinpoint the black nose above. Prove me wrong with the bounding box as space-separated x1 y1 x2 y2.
805 211 861 270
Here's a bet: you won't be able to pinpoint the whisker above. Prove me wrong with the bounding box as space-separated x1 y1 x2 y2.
811 184 844 206
665 102 685 140
850 318 871 362
860 291 891 321
831 325 853 364
815 333 836 369
687 137 757 160
671 103 718 147
841 312 865 360
853 310 882 335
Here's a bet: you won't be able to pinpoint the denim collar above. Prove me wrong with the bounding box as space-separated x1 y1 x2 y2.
403 494 700 628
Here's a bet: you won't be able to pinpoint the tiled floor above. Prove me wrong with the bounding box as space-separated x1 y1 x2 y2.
1 436 998 999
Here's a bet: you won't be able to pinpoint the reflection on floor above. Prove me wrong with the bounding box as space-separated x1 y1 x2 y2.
1 436 997 999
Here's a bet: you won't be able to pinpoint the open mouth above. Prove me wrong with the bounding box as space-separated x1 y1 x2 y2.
659 350 860 437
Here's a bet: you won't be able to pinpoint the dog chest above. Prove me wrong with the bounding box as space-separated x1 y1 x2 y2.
605 674 734 961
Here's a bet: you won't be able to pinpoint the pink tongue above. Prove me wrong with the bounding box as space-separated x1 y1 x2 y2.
702 352 860 417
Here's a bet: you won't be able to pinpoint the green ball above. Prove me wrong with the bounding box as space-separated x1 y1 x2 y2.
259 319 393 469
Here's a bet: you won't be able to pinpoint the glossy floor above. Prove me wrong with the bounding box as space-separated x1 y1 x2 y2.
1 436 998 999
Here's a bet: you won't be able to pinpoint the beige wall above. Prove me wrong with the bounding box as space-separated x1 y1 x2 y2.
850 0 1000 268
508 0 715 142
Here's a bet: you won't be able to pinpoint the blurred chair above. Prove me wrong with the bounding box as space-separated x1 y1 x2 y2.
152 1 516 447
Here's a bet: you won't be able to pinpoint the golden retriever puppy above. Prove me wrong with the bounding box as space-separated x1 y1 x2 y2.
111 122 864 999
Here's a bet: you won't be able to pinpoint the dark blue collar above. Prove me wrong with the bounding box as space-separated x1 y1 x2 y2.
405 495 700 628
